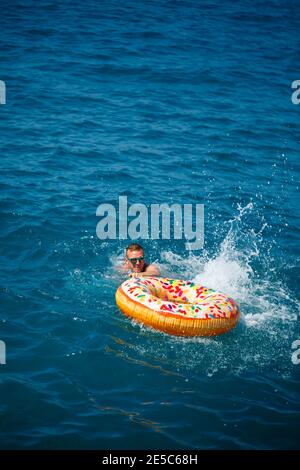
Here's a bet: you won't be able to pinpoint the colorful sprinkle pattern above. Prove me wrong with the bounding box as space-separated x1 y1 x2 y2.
121 277 239 320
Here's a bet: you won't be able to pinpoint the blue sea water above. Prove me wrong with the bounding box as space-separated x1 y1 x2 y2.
0 0 300 450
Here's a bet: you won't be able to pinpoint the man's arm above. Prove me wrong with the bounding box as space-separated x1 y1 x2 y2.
130 264 160 277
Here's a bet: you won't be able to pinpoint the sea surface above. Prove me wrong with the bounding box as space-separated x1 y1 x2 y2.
0 0 299 450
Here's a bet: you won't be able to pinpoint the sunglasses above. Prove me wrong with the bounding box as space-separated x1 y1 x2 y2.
127 256 144 265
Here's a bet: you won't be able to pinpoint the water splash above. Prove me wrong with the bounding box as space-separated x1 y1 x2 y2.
161 202 298 321
140 202 300 377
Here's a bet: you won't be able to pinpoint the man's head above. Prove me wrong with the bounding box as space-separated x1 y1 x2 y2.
126 243 145 273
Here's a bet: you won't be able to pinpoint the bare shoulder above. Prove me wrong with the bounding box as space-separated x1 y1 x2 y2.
144 264 161 276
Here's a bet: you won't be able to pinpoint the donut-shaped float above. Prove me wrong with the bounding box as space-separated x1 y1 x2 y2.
116 277 240 337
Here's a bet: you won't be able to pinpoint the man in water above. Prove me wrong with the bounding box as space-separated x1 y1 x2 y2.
119 243 160 277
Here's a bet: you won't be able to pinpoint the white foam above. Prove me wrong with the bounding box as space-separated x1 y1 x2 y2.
160 202 299 330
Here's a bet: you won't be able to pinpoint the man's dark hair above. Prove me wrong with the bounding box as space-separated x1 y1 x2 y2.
126 243 144 253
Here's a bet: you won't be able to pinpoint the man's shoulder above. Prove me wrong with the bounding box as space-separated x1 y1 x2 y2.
145 263 157 269
144 263 160 275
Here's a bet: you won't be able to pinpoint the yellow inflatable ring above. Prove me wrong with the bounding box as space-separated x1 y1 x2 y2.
116 277 240 337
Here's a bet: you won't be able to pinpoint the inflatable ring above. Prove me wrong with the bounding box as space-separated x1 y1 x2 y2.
116 277 240 337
